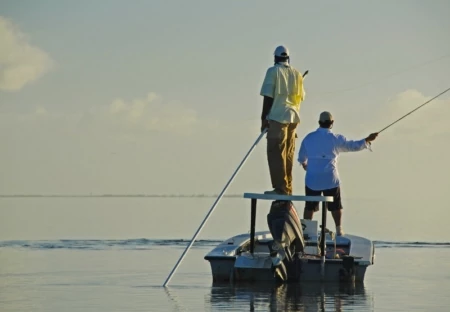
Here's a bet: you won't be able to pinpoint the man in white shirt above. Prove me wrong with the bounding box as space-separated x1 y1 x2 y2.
260 45 306 195
297 111 378 235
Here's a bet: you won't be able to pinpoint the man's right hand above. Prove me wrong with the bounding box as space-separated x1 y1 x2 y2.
261 120 270 132
365 132 379 143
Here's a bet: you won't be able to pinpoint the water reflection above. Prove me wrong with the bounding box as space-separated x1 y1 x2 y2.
207 282 373 312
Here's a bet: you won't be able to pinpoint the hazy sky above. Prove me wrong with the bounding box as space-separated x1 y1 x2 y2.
1 1 450 241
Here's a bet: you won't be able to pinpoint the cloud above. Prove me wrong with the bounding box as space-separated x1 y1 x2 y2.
0 16 54 92
106 92 198 135
0 90 262 150
1 92 202 138
373 89 450 141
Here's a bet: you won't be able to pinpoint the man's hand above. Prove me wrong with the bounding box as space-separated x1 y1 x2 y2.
261 120 270 132
365 132 379 143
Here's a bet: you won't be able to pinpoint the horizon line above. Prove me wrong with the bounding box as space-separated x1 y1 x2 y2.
0 194 243 198
0 194 388 201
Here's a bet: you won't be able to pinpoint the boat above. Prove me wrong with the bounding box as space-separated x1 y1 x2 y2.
204 193 375 284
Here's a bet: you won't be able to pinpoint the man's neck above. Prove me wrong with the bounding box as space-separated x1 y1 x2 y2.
275 61 289 66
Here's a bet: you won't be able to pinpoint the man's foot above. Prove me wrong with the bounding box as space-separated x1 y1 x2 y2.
336 226 345 236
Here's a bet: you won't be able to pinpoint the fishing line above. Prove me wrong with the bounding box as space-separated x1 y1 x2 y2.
378 87 450 134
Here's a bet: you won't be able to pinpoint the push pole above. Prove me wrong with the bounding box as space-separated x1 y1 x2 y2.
163 129 268 287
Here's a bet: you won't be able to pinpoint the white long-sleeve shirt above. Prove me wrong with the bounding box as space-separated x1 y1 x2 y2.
297 128 369 190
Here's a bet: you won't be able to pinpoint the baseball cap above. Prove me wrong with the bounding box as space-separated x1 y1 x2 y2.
319 111 333 122
274 45 290 57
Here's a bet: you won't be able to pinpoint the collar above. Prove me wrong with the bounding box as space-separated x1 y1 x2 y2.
317 127 332 132
275 61 290 67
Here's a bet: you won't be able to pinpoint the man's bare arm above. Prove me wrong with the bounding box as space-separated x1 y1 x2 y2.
261 96 273 132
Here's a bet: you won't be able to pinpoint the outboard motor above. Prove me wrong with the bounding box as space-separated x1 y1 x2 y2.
267 200 305 281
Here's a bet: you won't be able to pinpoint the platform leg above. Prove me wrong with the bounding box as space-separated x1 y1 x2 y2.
250 198 257 254
320 200 327 280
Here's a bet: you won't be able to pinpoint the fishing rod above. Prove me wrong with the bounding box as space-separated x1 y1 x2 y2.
378 87 450 134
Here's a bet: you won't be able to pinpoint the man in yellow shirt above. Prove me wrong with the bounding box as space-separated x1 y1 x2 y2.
260 45 306 195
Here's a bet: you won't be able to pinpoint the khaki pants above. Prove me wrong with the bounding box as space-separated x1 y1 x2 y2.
267 120 298 195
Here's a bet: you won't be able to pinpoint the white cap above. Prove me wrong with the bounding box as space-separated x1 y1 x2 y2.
274 45 289 57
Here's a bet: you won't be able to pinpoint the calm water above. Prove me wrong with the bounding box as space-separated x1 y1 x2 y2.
1 239 450 312
1 198 450 311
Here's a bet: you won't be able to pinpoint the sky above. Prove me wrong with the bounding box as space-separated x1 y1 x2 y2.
1 0 450 241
